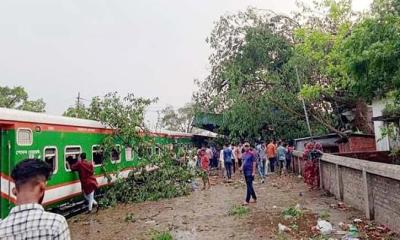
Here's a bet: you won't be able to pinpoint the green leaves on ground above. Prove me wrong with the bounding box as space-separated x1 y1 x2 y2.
99 151 194 207
151 231 173 240
282 205 303 219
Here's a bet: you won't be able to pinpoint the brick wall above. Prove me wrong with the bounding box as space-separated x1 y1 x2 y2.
349 136 376 152
338 136 376 153
292 151 400 233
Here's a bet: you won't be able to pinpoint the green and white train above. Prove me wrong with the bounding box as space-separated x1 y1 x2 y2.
0 107 202 218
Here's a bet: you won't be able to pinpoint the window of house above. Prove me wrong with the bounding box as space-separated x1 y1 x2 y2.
44 147 57 174
17 128 33 146
92 145 104 166
65 146 81 171
111 145 121 163
125 147 133 161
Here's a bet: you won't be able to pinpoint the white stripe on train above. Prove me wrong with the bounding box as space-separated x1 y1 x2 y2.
1 168 136 204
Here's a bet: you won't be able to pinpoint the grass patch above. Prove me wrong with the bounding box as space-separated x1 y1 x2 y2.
282 205 303 219
319 210 330 221
151 231 173 240
124 212 136 223
228 205 250 217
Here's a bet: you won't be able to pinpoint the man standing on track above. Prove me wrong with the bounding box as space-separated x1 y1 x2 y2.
68 152 99 213
0 159 71 239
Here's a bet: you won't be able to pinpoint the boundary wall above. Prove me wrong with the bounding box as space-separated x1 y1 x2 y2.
293 151 400 232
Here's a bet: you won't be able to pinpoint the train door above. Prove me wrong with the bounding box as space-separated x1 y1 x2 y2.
0 124 13 218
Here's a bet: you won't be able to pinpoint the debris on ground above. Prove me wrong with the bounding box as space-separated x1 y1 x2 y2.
353 218 363 224
278 223 291 233
68 174 400 240
316 219 333 235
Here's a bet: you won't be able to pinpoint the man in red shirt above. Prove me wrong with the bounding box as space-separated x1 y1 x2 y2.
68 153 99 213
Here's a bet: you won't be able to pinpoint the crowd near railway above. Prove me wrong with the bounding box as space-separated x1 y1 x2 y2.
0 108 329 239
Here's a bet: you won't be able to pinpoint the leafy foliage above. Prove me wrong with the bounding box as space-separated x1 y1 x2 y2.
194 0 394 140
343 3 400 102
99 150 193 207
0 86 46 112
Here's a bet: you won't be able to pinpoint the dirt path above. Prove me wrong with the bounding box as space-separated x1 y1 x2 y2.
68 173 393 240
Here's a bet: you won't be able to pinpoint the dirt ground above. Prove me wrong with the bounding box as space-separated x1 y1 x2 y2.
68 173 398 240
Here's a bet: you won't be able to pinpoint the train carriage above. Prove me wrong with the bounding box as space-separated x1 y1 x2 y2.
0 107 193 218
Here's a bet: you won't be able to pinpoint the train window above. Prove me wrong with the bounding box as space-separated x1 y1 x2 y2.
138 146 145 160
43 147 57 174
146 147 153 157
155 147 161 156
65 146 81 171
125 147 133 161
17 128 33 146
111 145 121 163
92 145 104 166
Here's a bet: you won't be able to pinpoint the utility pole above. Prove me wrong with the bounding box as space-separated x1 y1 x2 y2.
296 67 313 141
77 92 81 106
76 92 81 118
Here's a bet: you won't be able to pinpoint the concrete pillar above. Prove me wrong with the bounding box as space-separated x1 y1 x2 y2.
335 164 343 201
319 159 324 190
362 169 375 220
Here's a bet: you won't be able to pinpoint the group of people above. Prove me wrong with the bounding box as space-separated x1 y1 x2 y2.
189 140 294 205
0 153 99 239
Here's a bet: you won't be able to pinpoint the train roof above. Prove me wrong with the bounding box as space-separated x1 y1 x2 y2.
0 107 195 138
0 107 103 128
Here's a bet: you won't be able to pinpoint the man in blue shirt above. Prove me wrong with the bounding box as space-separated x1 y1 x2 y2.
223 143 233 179
240 142 257 205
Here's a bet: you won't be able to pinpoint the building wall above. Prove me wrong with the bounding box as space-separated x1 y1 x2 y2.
349 136 376 152
371 99 390 151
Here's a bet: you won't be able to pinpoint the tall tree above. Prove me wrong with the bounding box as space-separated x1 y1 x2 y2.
161 103 195 133
0 86 46 112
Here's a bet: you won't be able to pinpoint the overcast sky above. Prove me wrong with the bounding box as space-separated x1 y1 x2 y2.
0 0 372 126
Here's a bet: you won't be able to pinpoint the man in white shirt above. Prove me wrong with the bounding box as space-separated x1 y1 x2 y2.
0 159 71 240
